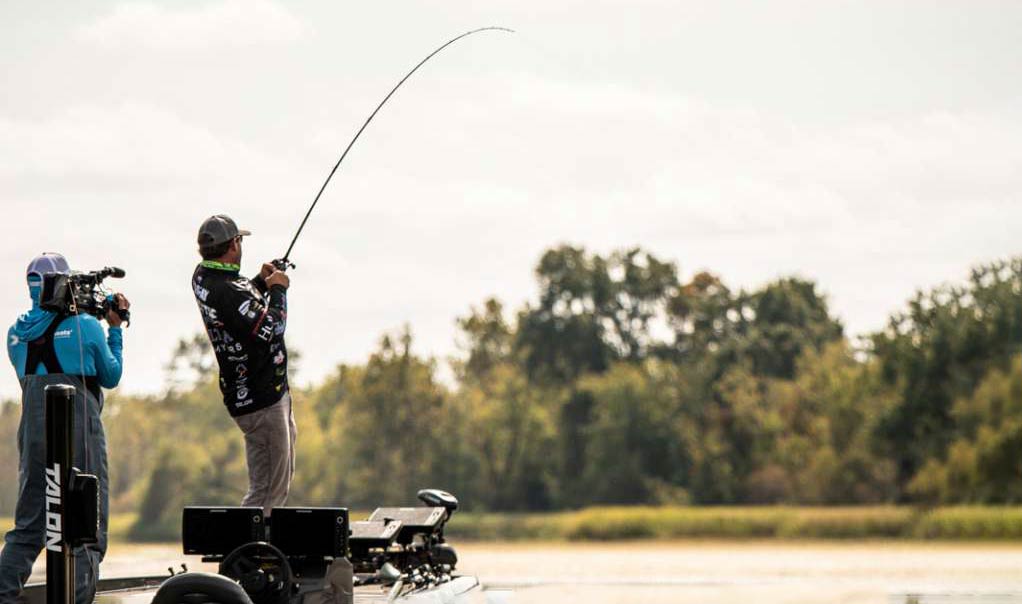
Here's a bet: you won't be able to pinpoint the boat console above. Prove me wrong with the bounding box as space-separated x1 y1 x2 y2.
167 489 465 604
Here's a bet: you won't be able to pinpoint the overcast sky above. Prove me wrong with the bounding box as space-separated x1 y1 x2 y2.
2 1 1020 398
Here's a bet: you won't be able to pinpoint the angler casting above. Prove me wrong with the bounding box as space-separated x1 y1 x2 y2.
192 216 295 515
189 27 511 517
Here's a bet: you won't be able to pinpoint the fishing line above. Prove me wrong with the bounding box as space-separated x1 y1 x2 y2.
70 282 90 470
277 26 514 269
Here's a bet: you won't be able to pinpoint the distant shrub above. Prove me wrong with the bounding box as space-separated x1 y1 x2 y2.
914 507 1022 539
777 507 913 539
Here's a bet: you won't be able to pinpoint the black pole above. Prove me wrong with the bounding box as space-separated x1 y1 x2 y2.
45 384 75 604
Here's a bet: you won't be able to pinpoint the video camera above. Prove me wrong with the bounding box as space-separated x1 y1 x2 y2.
39 267 130 325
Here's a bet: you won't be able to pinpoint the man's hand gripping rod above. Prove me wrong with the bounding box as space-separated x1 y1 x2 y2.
272 26 514 273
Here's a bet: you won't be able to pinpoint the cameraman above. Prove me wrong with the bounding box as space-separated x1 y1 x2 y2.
0 253 129 604
191 215 295 515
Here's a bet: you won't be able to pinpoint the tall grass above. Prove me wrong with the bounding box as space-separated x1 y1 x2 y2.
4 508 1022 544
913 507 1022 540
446 506 1022 541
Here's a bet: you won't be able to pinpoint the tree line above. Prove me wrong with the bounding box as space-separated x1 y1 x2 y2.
2 247 1020 537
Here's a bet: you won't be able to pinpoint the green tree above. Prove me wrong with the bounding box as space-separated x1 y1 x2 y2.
326 327 457 507
742 278 845 379
573 362 690 505
515 245 679 383
776 343 898 503
455 365 556 510
453 299 556 510
872 258 1022 492
130 441 211 541
909 355 1022 503
664 275 845 503
455 298 514 381
667 271 734 361
669 276 844 380
687 366 779 503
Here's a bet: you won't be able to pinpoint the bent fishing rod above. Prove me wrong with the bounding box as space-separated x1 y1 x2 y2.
274 26 514 272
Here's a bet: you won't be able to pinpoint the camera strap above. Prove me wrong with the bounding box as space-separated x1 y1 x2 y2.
24 312 69 376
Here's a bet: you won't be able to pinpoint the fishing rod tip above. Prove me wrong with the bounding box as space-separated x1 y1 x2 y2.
477 26 516 34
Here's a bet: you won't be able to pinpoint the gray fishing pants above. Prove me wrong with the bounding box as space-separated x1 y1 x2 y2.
0 375 108 604
234 391 296 515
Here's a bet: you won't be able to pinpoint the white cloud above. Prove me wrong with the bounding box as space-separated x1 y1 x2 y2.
331 72 1022 240
1 67 1020 401
302 73 1022 354
3 105 220 182
76 0 308 51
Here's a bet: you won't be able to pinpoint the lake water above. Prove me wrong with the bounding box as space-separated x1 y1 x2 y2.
26 540 1022 604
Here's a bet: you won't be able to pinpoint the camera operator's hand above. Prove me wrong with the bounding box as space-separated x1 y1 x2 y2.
265 270 290 290
260 262 275 280
106 293 130 328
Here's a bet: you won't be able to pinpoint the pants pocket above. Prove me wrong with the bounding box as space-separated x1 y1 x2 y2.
235 409 266 435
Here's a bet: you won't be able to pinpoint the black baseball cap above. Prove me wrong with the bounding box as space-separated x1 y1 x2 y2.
197 215 252 248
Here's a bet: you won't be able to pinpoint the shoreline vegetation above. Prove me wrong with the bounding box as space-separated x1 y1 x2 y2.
3 248 1022 541
446 506 1022 541
5 506 1022 543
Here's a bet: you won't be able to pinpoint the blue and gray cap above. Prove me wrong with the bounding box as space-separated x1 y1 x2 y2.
26 253 70 280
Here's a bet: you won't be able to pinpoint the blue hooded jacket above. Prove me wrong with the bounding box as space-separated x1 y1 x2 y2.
7 276 123 388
